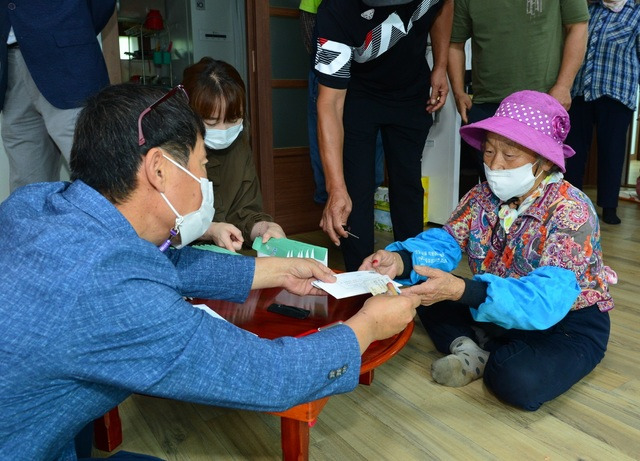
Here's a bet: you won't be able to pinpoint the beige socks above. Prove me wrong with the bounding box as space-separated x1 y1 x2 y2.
431 336 490 387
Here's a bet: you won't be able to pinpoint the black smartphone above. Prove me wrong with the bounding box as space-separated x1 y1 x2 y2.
267 303 310 319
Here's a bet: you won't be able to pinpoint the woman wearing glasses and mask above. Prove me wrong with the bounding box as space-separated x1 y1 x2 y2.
182 58 285 251
360 90 616 411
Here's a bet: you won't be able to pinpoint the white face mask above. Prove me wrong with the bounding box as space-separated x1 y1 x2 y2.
160 154 215 249
484 161 542 202
204 120 243 150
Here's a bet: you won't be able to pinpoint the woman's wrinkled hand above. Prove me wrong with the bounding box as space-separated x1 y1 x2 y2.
358 250 403 279
400 266 465 306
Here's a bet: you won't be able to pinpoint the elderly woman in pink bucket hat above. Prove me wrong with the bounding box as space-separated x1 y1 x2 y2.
360 90 616 411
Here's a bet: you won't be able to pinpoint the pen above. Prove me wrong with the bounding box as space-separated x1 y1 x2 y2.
386 281 400 296
296 321 344 337
342 225 359 239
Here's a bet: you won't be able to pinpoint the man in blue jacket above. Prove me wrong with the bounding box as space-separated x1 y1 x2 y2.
0 83 419 460
0 0 115 192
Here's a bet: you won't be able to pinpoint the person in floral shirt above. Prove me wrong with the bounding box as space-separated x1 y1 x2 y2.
360 90 616 411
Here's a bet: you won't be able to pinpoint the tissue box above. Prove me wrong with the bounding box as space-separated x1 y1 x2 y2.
374 186 390 211
374 209 393 232
374 186 392 232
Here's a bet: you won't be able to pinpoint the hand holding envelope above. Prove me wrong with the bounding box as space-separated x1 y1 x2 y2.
312 270 402 299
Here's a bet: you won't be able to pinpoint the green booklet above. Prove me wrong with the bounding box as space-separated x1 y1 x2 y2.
252 237 328 266
193 244 240 256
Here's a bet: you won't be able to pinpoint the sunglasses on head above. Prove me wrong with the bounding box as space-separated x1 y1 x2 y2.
137 84 189 146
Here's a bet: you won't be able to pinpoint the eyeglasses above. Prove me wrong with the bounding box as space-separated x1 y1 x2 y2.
137 84 189 146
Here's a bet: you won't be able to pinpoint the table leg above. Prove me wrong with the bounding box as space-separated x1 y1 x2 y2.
93 407 123 452
359 369 375 385
280 416 310 461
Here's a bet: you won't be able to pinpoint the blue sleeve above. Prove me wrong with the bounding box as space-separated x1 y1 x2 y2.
143 318 362 411
165 246 254 302
470 266 580 330
385 228 462 285
69 247 362 413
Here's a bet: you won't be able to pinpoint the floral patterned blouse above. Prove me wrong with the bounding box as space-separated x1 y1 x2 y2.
444 180 615 312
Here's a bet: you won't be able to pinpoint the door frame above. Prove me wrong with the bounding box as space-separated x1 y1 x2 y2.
246 0 276 214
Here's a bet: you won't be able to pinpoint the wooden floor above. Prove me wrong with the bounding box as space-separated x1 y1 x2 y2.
93 189 640 460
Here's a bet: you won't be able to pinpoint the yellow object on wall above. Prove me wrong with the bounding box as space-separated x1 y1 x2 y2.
422 177 429 226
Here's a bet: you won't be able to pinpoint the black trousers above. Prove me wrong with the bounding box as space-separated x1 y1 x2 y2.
565 95 634 208
418 301 610 411
341 93 433 271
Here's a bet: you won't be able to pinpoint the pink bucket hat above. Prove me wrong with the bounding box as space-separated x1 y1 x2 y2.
459 90 575 172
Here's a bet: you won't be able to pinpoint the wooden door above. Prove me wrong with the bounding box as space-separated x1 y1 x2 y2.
246 0 321 234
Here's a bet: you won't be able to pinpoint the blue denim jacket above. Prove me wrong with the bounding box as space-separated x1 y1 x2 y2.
0 181 361 460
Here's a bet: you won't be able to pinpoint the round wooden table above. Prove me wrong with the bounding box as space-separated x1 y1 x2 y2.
94 287 414 460
191 287 414 461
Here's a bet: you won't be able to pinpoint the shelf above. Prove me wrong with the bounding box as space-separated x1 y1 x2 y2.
124 24 165 38
122 22 173 87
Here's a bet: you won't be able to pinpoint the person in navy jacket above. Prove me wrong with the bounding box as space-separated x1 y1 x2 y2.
0 0 115 192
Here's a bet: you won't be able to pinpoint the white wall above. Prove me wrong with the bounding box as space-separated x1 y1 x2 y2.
422 41 462 225
421 94 461 225
166 0 247 88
